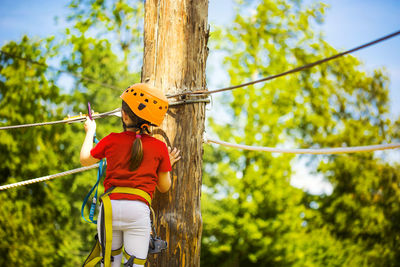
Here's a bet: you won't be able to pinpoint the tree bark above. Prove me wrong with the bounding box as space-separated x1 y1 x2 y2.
142 1 209 266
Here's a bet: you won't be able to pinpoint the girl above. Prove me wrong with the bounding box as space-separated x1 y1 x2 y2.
80 83 181 267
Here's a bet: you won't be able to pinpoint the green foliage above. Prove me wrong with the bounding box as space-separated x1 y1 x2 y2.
67 0 144 70
0 1 143 266
0 37 83 266
202 0 399 266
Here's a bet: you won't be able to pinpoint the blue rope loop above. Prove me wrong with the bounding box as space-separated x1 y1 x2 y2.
81 135 106 224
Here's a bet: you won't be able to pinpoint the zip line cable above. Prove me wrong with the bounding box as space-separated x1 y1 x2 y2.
3 30 399 99
0 108 122 130
168 29 400 98
205 136 400 154
0 50 121 91
0 98 210 130
0 164 99 191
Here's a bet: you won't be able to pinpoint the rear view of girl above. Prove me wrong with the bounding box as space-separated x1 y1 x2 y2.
80 83 181 267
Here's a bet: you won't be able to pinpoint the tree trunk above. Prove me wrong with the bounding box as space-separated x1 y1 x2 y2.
142 1 209 266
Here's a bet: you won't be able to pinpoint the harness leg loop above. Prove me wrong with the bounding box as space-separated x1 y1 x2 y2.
123 250 147 267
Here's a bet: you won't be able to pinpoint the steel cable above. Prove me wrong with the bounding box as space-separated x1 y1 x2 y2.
168 30 400 98
0 108 121 130
3 31 399 99
0 97 210 130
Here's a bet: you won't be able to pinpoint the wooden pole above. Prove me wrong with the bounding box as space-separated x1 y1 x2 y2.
142 1 209 266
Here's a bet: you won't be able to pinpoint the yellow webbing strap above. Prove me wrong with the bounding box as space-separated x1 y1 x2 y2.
100 187 152 267
82 242 122 267
112 247 123 256
102 194 113 267
83 256 102 267
104 187 152 205
123 250 147 265
82 236 102 267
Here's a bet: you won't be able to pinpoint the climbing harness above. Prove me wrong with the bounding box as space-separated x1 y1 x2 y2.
121 83 169 126
82 102 167 266
82 187 168 267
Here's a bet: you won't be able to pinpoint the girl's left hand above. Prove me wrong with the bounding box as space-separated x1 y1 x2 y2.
168 147 181 166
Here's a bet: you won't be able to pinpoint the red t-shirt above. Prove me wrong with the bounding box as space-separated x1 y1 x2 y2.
90 131 171 203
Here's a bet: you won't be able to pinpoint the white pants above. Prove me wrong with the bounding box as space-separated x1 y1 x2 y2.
98 200 151 267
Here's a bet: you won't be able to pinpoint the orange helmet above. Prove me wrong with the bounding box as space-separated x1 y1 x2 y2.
120 83 168 126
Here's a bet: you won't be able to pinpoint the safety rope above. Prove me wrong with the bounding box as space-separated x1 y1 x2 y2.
1 136 398 191
205 136 400 154
0 164 99 191
168 29 400 98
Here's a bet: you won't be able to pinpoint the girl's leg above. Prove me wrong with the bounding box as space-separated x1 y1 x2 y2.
116 200 151 267
124 215 151 266
110 230 123 267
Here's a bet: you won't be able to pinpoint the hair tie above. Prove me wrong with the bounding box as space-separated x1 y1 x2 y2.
136 134 142 139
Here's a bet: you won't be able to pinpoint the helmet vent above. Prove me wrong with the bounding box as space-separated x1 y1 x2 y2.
138 103 146 110
140 93 144 97
134 92 137 96
153 100 157 104
145 99 149 102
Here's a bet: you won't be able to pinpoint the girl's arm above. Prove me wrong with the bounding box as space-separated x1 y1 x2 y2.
80 118 100 166
156 147 181 193
157 172 171 193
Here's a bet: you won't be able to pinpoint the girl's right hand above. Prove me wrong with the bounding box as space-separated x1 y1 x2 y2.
168 147 181 166
84 117 96 134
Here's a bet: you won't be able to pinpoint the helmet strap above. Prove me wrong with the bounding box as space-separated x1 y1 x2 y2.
140 124 150 134
122 118 150 134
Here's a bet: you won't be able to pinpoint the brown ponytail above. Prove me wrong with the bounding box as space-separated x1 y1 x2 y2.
121 100 150 171
130 134 143 171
